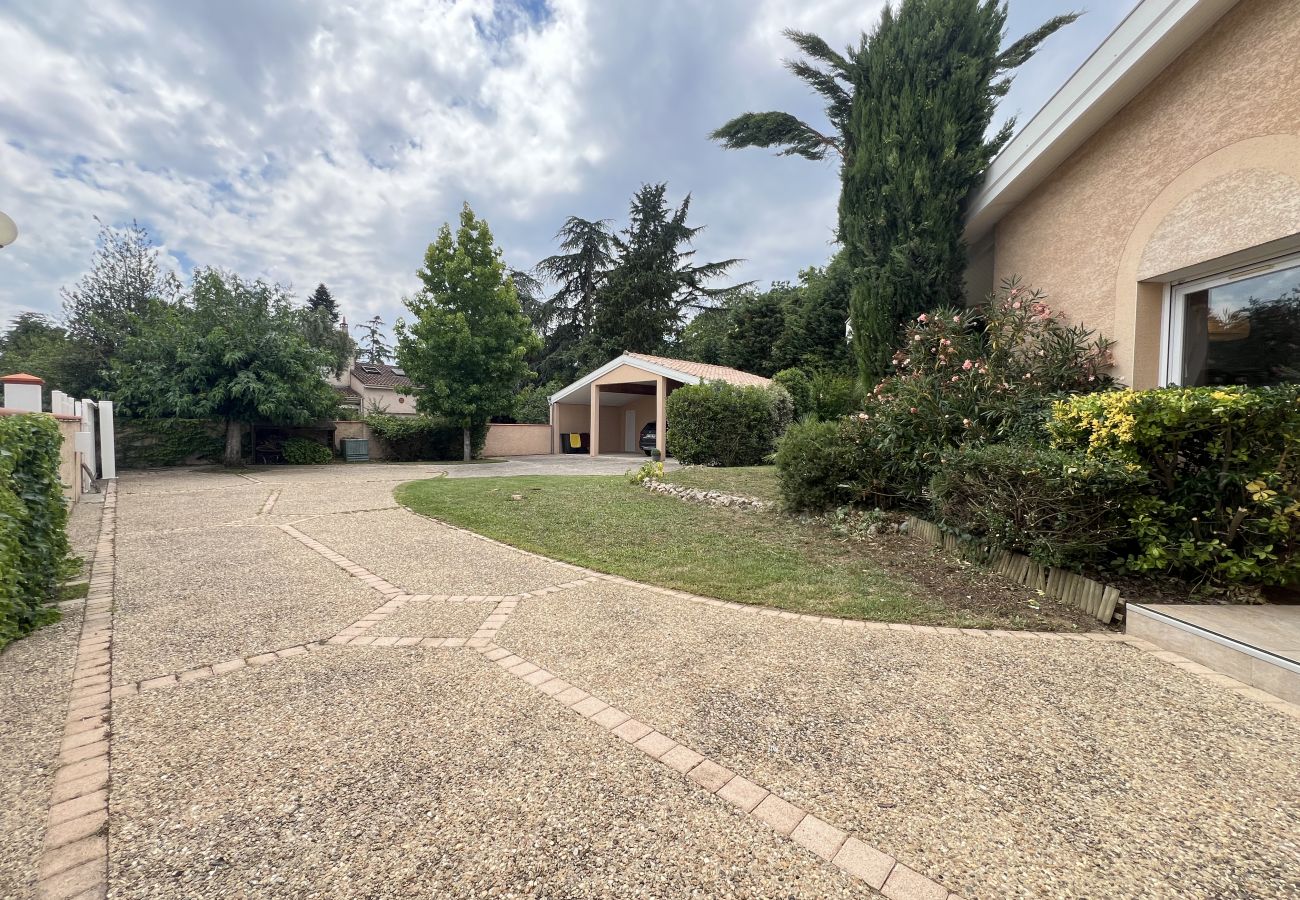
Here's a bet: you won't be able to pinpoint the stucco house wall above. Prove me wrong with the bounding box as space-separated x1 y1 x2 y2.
988 0 1300 387
482 424 551 457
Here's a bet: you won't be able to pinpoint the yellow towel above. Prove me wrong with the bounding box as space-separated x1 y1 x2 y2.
569 433 581 448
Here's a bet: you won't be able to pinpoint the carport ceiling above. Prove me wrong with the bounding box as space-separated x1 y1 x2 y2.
596 391 648 406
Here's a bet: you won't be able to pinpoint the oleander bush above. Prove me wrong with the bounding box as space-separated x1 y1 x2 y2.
282 436 332 465
0 413 70 648
930 442 1146 568
666 381 793 466
777 279 1114 509
1050 385 1300 584
364 413 487 461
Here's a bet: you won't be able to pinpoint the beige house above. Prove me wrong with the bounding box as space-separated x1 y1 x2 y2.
964 0 1299 388
330 361 418 418
549 352 771 457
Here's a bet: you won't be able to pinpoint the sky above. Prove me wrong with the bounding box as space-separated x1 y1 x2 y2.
0 0 1138 336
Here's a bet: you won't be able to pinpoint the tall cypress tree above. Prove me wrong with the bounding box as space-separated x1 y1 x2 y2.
712 1 1075 382
841 0 1075 378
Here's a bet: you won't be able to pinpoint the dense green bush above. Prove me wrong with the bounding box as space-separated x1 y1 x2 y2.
666 382 793 466
118 418 224 468
772 368 812 419
365 413 488 461
930 442 1146 568
808 370 862 420
282 437 332 465
1051 386 1300 584
0 414 70 648
773 419 858 510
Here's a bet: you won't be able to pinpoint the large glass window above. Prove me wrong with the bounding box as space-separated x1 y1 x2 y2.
1167 253 1300 386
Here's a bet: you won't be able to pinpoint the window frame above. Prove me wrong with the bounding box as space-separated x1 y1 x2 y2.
1159 249 1300 387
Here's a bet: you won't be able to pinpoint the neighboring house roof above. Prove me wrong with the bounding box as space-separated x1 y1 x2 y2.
963 0 1239 244
550 352 771 404
351 361 414 388
333 385 363 404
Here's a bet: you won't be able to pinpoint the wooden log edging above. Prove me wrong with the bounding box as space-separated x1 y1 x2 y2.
903 515 1123 625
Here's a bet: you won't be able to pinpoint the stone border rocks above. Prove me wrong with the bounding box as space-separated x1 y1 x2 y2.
642 478 771 511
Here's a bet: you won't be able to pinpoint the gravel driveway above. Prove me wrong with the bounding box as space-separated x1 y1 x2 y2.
5 463 1298 899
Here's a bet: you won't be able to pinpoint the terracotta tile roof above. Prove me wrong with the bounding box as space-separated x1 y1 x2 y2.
351 362 415 388
1 372 44 384
332 385 363 403
625 352 772 387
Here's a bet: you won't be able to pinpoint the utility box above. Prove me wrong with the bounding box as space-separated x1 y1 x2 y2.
341 439 370 462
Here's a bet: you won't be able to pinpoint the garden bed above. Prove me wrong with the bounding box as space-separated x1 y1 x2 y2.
396 474 1101 632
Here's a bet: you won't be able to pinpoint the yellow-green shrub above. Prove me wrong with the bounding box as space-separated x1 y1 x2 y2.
1050 386 1300 584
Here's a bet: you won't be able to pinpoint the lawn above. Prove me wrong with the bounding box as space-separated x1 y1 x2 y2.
397 474 1097 630
661 465 781 502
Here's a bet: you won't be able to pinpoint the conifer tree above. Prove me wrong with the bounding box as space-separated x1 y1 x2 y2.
354 315 392 364
307 283 339 322
842 0 1075 378
712 1 1075 381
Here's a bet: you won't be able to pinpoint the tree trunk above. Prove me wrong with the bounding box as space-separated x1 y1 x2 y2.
462 426 471 462
224 419 243 467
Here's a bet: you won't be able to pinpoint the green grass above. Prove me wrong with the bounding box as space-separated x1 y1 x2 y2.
397 474 959 623
662 465 781 503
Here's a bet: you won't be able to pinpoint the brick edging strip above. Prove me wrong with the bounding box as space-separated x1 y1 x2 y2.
37 482 117 900
472 641 963 899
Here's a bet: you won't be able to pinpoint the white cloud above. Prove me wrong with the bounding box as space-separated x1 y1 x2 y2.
0 0 1133 338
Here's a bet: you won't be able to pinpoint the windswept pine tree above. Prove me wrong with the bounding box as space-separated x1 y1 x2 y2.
354 315 393 364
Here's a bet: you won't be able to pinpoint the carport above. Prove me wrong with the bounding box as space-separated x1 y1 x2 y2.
547 352 772 457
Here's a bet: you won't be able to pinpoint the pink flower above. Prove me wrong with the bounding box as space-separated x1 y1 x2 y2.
912 334 922 342
962 359 974 370
909 407 918 414
918 313 928 323
1011 301 1021 310
953 315 961 323
950 375 960 382
962 418 971 427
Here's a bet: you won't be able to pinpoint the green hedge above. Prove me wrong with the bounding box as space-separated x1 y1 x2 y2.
665 382 793 467
364 414 488 461
929 442 1146 568
118 418 224 468
1051 386 1300 584
0 414 70 648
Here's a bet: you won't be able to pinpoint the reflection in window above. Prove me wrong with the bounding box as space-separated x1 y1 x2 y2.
1180 262 1300 386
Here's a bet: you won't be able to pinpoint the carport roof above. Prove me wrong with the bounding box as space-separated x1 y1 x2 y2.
549 352 771 404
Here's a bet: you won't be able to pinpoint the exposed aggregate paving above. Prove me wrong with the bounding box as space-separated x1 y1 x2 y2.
295 507 583 595
0 606 84 899
109 649 869 899
10 463 1298 899
366 598 497 638
497 580 1300 899
112 526 378 683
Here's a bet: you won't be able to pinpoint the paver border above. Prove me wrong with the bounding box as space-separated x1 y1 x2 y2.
37 481 117 900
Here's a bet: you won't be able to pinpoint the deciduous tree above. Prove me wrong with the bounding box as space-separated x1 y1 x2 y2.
396 204 540 460
114 269 338 466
